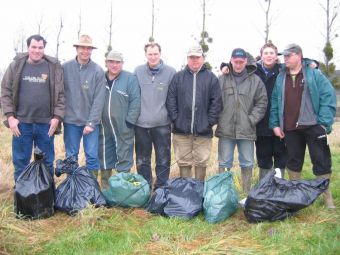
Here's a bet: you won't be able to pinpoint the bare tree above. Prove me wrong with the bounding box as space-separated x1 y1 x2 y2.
149 0 155 42
106 1 113 56
77 8 82 39
13 26 26 54
319 0 340 88
258 0 272 43
36 14 44 34
56 17 64 59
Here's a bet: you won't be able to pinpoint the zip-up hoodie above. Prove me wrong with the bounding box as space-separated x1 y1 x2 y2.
166 64 222 138
62 58 106 127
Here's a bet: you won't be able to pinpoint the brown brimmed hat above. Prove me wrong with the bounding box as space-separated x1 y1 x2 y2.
73 34 97 49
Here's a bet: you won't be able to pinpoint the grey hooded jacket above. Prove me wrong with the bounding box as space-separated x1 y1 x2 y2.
215 61 268 140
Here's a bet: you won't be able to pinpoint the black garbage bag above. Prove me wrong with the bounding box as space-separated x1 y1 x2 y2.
244 171 329 223
15 147 55 219
55 157 106 215
146 177 204 219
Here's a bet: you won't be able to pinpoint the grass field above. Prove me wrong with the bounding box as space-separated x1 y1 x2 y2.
0 121 339 255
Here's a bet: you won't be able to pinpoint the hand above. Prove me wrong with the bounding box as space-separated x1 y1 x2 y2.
83 125 94 135
273 127 285 139
8 116 20 137
48 118 60 137
308 62 317 69
222 66 229 74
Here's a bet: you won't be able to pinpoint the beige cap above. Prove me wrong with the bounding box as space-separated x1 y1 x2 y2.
73 35 97 49
187 45 203 57
106 50 124 61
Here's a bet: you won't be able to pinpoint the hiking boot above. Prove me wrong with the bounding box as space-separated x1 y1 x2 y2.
195 166 206 181
179 166 192 178
316 174 336 209
241 167 253 193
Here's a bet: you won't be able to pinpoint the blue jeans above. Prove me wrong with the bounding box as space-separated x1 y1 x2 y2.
63 123 100 170
218 137 254 169
12 123 55 181
135 125 171 189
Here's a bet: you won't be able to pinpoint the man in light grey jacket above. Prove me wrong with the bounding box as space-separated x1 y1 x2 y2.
62 35 106 176
134 42 176 190
216 48 267 193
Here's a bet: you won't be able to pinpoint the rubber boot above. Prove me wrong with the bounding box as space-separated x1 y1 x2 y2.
259 168 271 180
287 169 301 180
241 167 253 193
316 174 336 209
179 166 192 178
195 166 206 181
218 167 225 173
101 169 112 190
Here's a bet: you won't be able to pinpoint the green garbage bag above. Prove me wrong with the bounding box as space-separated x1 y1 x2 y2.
203 171 239 224
102 172 150 208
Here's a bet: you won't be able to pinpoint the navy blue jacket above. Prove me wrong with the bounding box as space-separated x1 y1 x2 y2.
166 65 222 138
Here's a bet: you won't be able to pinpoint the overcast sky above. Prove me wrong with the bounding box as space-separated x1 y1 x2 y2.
0 0 339 73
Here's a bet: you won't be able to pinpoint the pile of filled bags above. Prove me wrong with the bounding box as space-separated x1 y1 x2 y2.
14 150 328 223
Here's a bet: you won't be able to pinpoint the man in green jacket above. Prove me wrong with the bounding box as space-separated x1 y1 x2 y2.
216 48 267 193
269 43 336 208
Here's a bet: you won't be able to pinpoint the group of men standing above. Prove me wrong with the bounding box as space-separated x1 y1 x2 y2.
1 34 336 209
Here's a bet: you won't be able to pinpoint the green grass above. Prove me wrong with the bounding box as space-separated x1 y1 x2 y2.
1 122 340 255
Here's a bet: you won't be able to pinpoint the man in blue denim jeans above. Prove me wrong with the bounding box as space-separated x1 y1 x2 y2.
1 34 65 181
134 43 176 190
216 48 267 193
62 35 106 176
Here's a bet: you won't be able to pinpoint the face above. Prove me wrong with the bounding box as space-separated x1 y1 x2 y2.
283 53 302 69
106 60 123 77
187 55 204 72
261 47 277 68
145 46 161 68
231 57 247 73
76 46 93 64
27 39 45 63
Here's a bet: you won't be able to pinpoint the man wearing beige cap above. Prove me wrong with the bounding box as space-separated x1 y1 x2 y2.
270 43 337 208
62 35 106 177
166 45 222 180
98 50 140 188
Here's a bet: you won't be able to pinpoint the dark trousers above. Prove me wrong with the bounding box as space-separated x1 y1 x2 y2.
255 135 287 169
135 125 171 190
284 125 332 175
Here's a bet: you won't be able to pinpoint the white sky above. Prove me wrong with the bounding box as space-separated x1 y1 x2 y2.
0 0 339 73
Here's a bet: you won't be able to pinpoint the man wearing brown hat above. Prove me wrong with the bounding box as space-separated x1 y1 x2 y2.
98 50 140 188
62 35 106 177
216 48 267 193
270 43 337 208
166 45 222 180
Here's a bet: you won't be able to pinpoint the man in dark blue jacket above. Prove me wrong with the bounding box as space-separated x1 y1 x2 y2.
166 45 222 180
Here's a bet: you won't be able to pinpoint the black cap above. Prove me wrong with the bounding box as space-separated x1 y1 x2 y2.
231 48 247 58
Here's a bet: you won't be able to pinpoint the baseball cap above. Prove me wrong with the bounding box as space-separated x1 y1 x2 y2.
231 48 247 58
106 50 124 61
278 43 302 56
187 45 203 57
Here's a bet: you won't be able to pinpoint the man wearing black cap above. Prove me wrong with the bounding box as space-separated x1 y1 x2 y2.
216 48 267 193
269 43 336 208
